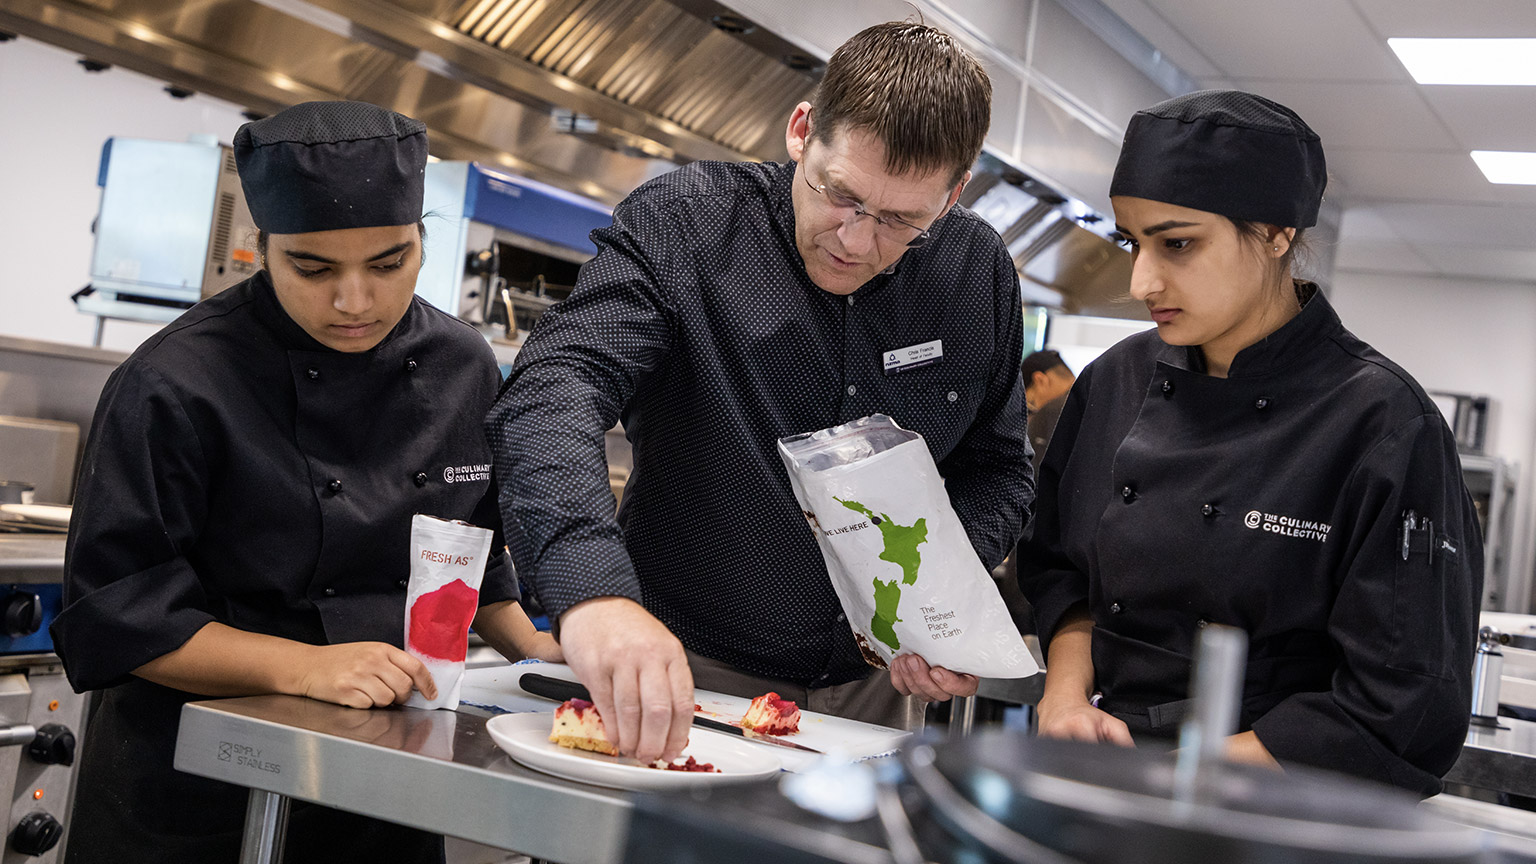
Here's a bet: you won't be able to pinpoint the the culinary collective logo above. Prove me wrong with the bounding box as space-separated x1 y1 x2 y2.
443 463 491 484
1245 509 1331 543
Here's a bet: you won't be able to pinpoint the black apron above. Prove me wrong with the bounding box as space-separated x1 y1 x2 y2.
55 273 518 862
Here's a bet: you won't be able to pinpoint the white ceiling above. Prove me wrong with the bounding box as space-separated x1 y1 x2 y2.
1096 0 1536 286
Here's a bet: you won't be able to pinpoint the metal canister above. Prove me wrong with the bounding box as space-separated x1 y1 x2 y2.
1470 625 1504 722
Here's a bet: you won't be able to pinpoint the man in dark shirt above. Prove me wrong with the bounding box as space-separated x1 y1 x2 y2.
488 21 1033 763
1021 349 1076 471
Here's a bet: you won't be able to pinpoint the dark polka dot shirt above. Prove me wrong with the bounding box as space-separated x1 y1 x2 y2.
487 159 1034 687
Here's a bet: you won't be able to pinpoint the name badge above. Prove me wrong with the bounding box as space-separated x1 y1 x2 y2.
883 339 943 374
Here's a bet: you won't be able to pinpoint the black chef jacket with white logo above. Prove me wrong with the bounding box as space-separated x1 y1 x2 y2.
52 271 517 863
1021 285 1481 797
489 159 1032 687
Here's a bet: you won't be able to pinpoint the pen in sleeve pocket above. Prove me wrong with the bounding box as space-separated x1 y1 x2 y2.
1401 510 1417 561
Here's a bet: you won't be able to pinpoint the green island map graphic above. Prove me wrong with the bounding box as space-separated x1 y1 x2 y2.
835 497 928 651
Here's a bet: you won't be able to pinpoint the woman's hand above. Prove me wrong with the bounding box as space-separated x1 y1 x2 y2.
1036 694 1134 746
297 642 437 709
516 629 564 663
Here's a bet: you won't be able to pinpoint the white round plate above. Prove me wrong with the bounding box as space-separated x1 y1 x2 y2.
486 712 781 791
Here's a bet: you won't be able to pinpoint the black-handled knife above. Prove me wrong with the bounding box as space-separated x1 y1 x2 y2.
519 672 823 754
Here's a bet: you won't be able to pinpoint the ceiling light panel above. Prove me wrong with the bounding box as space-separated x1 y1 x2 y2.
1471 151 1536 185
1389 38 1536 85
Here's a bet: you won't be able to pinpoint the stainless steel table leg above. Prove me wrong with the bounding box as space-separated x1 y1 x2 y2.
239 789 291 864
948 694 976 738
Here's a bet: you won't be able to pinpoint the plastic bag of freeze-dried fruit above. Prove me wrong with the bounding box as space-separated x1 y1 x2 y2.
778 415 1037 679
404 514 493 709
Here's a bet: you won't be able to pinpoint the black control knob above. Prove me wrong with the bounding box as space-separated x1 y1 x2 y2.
11 812 62 857
28 724 74 766
2 592 41 638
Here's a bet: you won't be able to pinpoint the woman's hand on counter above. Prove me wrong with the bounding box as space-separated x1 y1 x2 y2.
1035 694 1135 746
889 653 978 702
472 600 565 663
1224 730 1283 770
296 642 437 708
133 622 435 708
559 596 694 765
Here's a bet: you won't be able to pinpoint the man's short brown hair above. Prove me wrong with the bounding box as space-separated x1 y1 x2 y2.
810 21 992 186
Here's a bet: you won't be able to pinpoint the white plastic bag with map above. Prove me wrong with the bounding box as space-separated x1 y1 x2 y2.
778 414 1037 679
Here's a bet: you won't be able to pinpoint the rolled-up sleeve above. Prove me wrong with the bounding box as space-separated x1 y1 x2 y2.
939 243 1034 570
52 362 219 691
486 195 677 622
1251 413 1482 796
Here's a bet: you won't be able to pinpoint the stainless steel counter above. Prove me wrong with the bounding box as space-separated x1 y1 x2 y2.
173 695 631 863
1447 715 1536 799
0 536 66 583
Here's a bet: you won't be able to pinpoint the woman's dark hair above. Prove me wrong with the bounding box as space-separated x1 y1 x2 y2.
257 221 428 268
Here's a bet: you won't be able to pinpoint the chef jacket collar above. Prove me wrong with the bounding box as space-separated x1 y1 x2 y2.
1166 281 1335 378
250 269 412 355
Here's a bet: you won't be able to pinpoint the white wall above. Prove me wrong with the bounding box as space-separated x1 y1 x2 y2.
1328 268 1536 613
0 35 250 353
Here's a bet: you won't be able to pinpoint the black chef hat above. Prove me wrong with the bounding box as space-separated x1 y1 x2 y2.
1109 90 1326 228
233 101 428 234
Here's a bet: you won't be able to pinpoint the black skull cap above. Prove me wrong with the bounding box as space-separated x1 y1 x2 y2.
234 100 428 234
1110 89 1326 228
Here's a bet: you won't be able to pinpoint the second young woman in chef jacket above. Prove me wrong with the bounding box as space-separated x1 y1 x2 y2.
53 102 560 864
1019 90 1481 798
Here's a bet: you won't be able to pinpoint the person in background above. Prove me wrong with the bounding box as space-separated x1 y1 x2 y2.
1020 349 1076 471
489 21 1033 765
1020 90 1480 797
53 101 559 864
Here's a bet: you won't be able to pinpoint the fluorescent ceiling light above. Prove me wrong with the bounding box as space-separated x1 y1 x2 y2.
1388 38 1536 85
1471 151 1536 185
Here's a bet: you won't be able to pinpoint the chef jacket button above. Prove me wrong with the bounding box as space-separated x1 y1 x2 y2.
1202 503 1216 517
847 384 857 396
1255 397 1270 410
327 479 343 494
323 587 337 597
1161 379 1174 396
306 367 320 380
1109 602 1123 614
397 579 408 590
414 472 428 487
836 612 847 623
947 391 958 402
846 295 855 307
405 357 418 372
1121 485 1136 502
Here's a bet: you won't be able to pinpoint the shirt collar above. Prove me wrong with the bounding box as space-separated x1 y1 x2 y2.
1161 281 1338 377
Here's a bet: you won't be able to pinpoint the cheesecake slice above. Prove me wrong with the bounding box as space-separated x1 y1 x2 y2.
740 692 801 736
548 698 618 756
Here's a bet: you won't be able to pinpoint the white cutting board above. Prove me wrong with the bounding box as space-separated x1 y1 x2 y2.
460 661 911 772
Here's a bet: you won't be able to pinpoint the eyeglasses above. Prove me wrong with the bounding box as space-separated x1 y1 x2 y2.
801 166 934 249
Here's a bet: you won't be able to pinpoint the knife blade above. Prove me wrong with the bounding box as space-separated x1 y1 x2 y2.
519 672 823 754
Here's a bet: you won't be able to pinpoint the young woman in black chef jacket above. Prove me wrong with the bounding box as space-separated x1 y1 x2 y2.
1019 90 1481 797
52 101 560 864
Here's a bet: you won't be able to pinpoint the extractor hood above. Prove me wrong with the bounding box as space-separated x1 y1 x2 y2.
962 152 1134 318
0 0 824 205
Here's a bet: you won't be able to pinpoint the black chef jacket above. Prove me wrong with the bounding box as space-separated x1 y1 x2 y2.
488 159 1032 687
53 271 518 863
1020 285 1481 797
